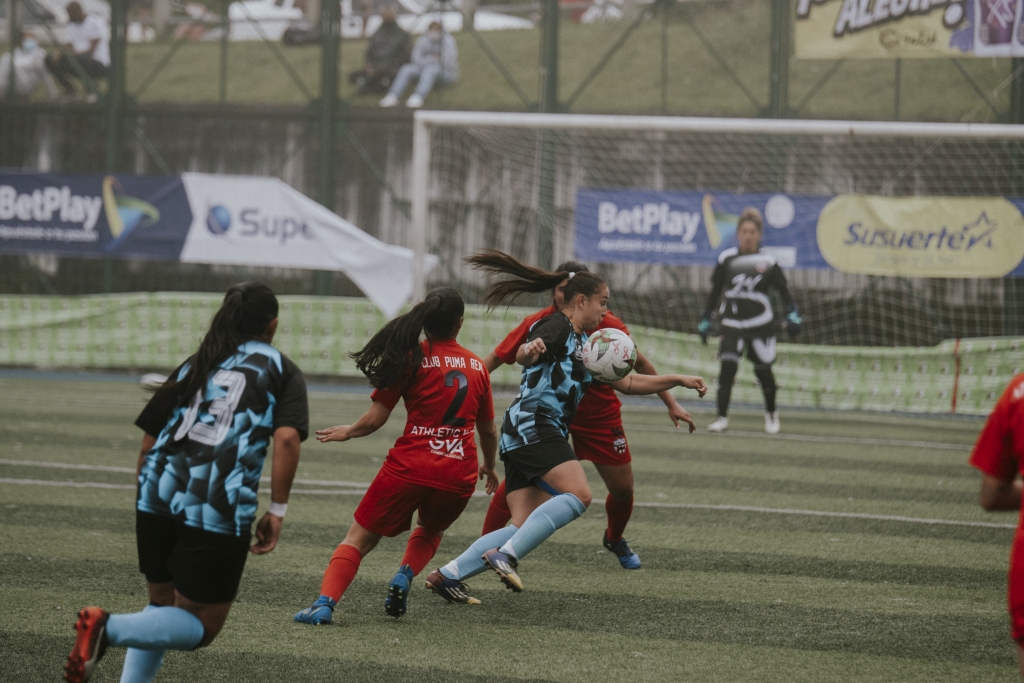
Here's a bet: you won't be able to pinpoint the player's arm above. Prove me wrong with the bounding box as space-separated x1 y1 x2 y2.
611 373 707 397
979 474 1022 511
633 350 696 433
482 351 504 373
476 420 499 495
251 426 301 555
699 264 726 343
770 265 802 337
316 400 392 443
135 433 157 477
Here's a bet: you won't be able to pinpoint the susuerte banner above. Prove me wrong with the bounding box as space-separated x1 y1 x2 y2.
574 189 1024 278
795 0 1024 59
0 171 434 316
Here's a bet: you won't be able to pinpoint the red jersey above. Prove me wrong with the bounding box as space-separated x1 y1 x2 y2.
969 374 1024 483
371 338 494 493
493 305 630 425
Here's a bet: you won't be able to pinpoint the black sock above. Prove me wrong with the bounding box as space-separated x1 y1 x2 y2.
754 365 777 414
717 361 738 417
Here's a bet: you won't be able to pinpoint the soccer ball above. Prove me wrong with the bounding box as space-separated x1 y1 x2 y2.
582 328 636 382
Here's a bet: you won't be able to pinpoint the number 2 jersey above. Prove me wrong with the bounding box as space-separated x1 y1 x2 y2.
703 247 795 337
134 341 309 537
371 338 494 494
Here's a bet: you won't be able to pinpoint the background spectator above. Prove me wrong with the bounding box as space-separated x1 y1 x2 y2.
380 20 458 109
0 30 57 100
350 3 412 95
45 1 110 101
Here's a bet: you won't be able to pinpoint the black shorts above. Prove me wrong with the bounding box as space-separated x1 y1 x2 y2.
136 510 251 604
501 438 579 493
718 331 776 366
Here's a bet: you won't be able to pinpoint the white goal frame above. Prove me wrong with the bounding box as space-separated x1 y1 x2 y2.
409 110 1024 300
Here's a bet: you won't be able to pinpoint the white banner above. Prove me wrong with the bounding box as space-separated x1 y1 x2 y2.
179 173 436 317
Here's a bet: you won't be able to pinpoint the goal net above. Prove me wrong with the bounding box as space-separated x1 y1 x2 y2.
407 112 1024 349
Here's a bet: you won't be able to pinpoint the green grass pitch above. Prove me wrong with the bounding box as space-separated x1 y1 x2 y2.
0 374 1019 682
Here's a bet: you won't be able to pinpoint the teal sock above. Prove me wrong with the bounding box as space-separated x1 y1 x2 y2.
106 606 205 651
499 493 586 560
119 606 166 683
439 525 518 580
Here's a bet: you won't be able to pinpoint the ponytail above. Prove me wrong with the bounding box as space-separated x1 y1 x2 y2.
465 249 606 309
154 282 278 407
351 287 465 389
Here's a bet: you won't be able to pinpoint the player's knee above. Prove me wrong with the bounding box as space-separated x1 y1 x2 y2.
571 489 593 509
608 486 633 502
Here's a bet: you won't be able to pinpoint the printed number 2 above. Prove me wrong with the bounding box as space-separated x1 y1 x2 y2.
442 370 468 427
174 369 247 446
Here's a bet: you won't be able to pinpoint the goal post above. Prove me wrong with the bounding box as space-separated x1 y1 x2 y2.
409 110 1024 349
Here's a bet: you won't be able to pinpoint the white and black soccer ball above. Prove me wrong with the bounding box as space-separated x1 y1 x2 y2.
582 328 636 383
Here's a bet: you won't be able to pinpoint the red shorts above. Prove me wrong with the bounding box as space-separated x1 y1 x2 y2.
354 469 473 538
569 420 631 466
1009 528 1024 643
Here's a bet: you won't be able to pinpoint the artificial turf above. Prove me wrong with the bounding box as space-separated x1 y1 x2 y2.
0 375 1017 682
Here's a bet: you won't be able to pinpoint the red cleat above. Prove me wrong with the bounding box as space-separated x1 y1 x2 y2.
63 607 109 683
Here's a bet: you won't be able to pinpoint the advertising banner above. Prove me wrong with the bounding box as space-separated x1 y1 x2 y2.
0 171 435 317
574 188 1024 277
795 0 1024 59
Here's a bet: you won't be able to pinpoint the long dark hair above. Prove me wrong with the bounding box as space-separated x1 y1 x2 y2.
465 249 605 309
351 287 465 389
155 282 279 407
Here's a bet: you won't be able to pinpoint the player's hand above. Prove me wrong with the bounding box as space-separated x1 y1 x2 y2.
679 375 708 398
316 425 353 443
479 465 499 495
250 512 283 555
786 309 803 339
697 317 711 345
524 338 546 358
667 402 696 433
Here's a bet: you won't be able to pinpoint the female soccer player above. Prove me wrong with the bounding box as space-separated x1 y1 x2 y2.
478 260 697 569
697 207 802 435
425 252 707 600
969 373 1024 677
295 287 498 623
63 283 309 683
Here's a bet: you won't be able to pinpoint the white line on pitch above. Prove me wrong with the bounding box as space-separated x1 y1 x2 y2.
0 476 1012 529
0 458 136 473
626 426 970 451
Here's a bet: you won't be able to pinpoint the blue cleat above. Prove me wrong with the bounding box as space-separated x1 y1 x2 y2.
603 532 642 570
294 595 337 625
482 548 523 592
424 568 481 605
384 564 415 618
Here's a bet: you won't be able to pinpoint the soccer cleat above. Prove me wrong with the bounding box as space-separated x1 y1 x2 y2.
765 412 781 434
405 94 424 108
293 595 337 625
603 532 642 570
384 564 415 618
63 607 109 683
482 548 523 592
424 569 481 605
707 416 729 433
379 93 399 107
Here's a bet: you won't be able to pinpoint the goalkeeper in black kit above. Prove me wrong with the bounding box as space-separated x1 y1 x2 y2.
697 207 802 434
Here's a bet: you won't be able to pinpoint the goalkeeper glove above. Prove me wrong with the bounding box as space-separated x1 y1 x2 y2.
786 308 803 339
697 317 712 345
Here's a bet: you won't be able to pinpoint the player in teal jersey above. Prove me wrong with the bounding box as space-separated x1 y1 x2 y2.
63 283 308 683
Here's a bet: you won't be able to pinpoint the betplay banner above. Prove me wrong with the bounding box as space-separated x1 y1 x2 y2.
795 0 1024 59
574 189 1024 278
0 171 434 316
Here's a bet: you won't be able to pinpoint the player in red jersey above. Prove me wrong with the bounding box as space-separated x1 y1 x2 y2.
479 260 697 569
969 373 1024 677
294 287 498 623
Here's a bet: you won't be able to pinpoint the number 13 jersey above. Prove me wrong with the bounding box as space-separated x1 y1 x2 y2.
371 338 494 494
135 341 309 537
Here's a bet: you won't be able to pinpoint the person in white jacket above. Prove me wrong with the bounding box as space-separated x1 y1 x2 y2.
0 31 57 100
380 21 458 108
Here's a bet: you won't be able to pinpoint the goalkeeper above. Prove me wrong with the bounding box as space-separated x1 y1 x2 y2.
697 207 801 435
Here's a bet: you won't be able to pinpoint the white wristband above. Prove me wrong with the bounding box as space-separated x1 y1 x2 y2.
267 501 288 518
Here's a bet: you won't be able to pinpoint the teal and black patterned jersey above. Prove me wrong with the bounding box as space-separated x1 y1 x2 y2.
500 313 592 453
134 341 308 537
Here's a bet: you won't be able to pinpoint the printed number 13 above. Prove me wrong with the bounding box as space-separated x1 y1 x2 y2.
174 370 247 446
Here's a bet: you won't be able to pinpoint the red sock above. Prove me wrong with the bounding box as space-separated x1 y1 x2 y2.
319 543 363 601
400 527 442 576
605 493 633 542
481 479 512 535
